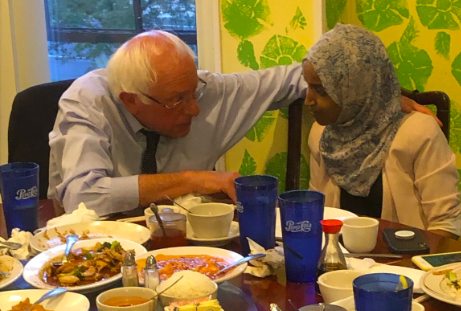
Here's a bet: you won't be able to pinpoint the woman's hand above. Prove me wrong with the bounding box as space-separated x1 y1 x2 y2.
400 96 443 127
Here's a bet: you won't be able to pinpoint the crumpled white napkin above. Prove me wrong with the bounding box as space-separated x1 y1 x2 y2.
346 257 377 271
0 228 33 259
173 193 206 212
244 238 285 278
46 202 99 228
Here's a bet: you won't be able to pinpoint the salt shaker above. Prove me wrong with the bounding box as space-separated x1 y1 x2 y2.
144 255 160 290
122 251 139 287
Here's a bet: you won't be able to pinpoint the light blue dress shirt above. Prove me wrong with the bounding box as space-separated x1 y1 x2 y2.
48 64 306 216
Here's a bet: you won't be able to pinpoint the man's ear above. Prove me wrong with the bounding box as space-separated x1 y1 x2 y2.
119 92 139 114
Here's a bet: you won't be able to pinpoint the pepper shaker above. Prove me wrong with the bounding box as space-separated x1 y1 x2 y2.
122 251 139 287
144 255 160 290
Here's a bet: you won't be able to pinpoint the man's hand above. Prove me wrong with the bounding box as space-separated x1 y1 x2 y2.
194 171 240 203
400 96 443 127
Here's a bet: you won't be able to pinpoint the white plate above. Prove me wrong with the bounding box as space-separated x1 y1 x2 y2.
331 295 424 311
420 262 461 306
136 246 246 284
0 289 90 311
30 221 151 253
187 221 240 247
0 255 23 289
23 238 147 293
276 207 357 238
365 264 425 294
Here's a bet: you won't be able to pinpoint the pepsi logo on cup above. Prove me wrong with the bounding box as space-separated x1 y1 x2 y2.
285 220 312 233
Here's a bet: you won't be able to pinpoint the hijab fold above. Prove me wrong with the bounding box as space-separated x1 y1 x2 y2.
305 24 404 197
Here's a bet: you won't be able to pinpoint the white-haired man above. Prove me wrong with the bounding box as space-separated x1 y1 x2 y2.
48 30 432 216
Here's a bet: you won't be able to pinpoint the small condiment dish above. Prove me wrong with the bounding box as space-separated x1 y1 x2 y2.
187 203 235 239
96 287 157 311
318 270 365 303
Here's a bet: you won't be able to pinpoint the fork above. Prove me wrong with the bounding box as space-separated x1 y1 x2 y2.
25 288 67 311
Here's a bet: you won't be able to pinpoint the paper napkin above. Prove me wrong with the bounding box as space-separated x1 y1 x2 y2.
46 202 99 228
244 238 285 278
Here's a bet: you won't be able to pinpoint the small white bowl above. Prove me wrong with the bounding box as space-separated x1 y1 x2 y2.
144 205 182 228
187 203 235 239
158 280 218 306
96 287 157 311
318 270 365 303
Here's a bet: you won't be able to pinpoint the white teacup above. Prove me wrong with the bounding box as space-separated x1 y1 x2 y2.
317 269 365 303
187 203 234 239
342 217 379 253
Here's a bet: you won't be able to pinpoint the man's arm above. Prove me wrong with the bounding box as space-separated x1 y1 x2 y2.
138 171 239 206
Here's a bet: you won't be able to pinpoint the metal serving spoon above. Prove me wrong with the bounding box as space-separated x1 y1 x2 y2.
150 203 167 237
165 195 194 214
0 241 22 250
53 234 78 267
25 287 67 311
216 253 266 275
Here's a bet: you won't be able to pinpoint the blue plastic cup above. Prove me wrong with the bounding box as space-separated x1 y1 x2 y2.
278 190 325 283
0 162 39 233
235 175 278 256
353 273 414 311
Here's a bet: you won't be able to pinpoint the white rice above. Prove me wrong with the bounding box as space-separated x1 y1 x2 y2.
157 271 216 299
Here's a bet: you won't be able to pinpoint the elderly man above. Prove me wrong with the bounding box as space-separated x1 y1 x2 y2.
48 30 307 216
49 30 431 216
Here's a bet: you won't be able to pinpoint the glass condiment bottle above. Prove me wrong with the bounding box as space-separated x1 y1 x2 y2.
144 255 160 290
317 219 347 278
121 251 139 287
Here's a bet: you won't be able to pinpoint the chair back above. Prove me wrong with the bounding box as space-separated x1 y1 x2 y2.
285 88 451 192
8 80 75 199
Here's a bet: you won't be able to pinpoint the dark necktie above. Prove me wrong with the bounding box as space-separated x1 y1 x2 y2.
140 129 160 174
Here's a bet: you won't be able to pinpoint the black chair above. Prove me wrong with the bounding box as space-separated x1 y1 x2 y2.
8 80 75 199
285 88 451 191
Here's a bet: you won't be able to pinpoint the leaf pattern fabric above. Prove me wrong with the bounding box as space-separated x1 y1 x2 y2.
305 23 404 196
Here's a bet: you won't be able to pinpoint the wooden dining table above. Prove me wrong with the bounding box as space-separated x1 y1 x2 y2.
2 199 461 311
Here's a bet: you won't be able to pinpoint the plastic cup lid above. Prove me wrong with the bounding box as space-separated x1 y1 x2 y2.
395 230 415 239
320 219 343 234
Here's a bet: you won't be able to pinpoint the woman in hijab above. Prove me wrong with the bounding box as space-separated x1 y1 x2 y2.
306 24 461 239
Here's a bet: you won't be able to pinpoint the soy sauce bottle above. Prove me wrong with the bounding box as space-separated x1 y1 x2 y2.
316 219 347 294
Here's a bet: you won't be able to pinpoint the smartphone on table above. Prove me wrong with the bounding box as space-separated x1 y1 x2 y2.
382 228 430 254
412 252 461 271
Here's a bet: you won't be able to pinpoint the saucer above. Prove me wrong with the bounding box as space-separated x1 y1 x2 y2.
187 221 239 247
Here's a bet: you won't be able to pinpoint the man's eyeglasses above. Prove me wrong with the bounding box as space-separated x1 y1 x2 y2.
139 78 206 109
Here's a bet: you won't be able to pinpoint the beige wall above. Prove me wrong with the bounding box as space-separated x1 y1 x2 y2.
0 0 50 165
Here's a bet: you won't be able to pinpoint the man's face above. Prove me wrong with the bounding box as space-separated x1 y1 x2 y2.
303 61 342 126
127 56 201 138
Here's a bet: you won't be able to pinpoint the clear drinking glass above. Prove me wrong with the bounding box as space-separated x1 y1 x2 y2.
149 212 187 250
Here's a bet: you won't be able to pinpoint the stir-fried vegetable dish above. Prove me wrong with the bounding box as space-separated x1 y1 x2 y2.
41 241 131 287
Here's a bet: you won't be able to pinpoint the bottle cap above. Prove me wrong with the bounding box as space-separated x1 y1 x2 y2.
123 252 136 266
144 255 158 270
395 230 415 240
320 219 343 234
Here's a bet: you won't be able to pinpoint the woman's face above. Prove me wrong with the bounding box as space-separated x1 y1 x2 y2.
303 60 342 125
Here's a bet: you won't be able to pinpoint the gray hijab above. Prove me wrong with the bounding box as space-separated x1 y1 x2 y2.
305 23 404 196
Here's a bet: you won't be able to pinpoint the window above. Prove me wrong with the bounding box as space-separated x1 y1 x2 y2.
45 0 197 81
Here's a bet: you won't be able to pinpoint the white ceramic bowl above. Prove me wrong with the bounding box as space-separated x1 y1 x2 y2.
96 287 157 311
158 280 218 306
187 203 234 238
144 205 182 228
318 270 365 303
23 238 147 293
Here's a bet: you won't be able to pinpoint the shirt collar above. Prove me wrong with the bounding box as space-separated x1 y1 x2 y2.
111 93 145 135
